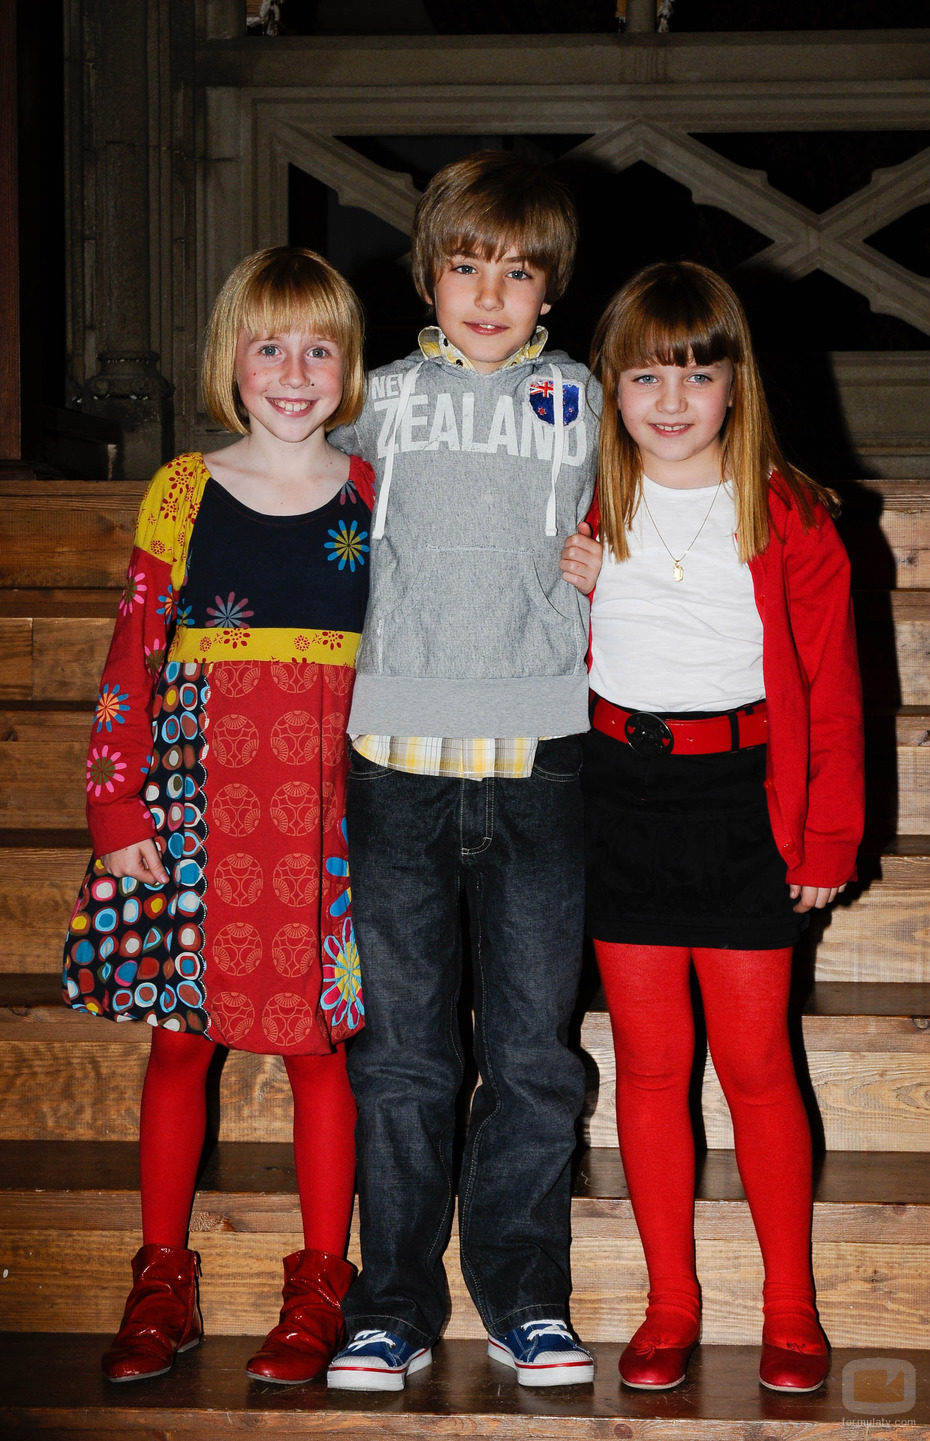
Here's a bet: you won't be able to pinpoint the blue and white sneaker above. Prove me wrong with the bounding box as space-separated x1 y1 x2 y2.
488 1319 594 1387
326 1329 433 1392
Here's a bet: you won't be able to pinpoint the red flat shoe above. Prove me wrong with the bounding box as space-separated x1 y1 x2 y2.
619 1337 697 1390
759 1341 829 1393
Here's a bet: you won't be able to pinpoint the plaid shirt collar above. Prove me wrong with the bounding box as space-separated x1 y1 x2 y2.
417 324 548 372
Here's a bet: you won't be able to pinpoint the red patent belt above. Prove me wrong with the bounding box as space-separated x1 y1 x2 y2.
591 696 768 757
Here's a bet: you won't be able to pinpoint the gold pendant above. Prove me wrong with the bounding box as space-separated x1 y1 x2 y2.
673 561 684 582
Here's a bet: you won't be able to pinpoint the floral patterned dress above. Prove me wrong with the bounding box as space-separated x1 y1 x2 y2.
62 451 373 1054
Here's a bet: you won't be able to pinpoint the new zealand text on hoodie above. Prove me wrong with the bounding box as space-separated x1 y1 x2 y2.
331 348 601 741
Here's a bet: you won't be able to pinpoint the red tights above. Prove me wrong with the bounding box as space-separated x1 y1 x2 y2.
594 941 825 1352
138 1027 357 1255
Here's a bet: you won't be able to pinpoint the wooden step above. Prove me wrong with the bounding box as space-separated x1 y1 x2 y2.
1 704 95 741
810 840 930 983
0 614 113 701
1 695 929 841
3 592 929 711
856 589 930 710
864 706 930 838
0 837 90 973
3 1333 927 1441
0 729 90 829
3 976 927 1153
1 1143 927 1348
2 474 927 590
0 480 143 589
4 836 930 982
580 991 930 1155
0 484 928 712
7 705 930 836
839 477 930 591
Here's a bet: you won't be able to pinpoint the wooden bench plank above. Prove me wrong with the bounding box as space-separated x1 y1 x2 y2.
0 484 143 588
3 1140 926 1240
857 589 930 709
3 839 930 980
0 588 119 617
1 984 927 1151
840 478 930 590
0 844 89 973
0 741 88 827
1 1223 927 1348
0 618 112 701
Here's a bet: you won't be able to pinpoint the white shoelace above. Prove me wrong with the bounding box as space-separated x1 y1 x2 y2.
522 1319 574 1343
345 1328 398 1351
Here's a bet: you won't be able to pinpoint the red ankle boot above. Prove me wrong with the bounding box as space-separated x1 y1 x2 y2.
102 1245 203 1382
245 1248 357 1384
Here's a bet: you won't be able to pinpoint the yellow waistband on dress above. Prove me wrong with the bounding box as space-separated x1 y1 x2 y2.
169 626 361 666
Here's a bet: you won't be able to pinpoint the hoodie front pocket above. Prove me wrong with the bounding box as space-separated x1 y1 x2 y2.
375 547 584 680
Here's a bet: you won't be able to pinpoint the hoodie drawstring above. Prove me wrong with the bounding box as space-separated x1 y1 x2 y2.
546 365 564 537
371 362 423 541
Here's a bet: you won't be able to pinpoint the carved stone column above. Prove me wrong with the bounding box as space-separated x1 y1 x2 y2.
67 0 172 477
0 0 32 477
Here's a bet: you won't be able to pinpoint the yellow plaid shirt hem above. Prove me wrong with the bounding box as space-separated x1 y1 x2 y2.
352 735 540 780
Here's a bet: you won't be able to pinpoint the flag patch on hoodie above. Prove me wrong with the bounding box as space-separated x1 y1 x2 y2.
529 379 580 426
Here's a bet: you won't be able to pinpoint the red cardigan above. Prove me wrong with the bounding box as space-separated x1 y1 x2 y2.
588 481 864 888
746 484 863 887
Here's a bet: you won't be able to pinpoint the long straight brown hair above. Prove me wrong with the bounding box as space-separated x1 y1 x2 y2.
590 261 836 563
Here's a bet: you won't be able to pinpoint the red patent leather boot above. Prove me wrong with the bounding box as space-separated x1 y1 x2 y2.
245 1248 357 1384
102 1245 203 1382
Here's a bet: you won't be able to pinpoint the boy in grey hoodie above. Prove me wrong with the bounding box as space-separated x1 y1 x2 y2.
327 151 601 1392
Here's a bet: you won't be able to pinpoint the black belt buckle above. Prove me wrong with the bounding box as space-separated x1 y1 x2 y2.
624 711 674 756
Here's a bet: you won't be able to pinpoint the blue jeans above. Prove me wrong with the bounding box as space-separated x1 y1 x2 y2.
343 736 586 1347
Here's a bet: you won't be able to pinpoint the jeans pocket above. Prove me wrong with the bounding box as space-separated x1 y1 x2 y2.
532 734 583 782
348 744 394 781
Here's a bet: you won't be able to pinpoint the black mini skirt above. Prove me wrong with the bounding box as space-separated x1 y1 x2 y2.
582 708 805 950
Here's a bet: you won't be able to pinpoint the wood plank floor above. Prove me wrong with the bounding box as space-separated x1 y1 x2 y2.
2 1335 929 1439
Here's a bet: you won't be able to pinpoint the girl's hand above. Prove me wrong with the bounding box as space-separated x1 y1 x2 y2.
99 839 169 886
789 882 845 913
560 521 603 594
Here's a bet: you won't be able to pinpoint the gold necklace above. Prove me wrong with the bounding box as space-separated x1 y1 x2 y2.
640 481 722 582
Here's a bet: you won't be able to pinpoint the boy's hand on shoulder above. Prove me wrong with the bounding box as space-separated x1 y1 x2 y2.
790 882 845 913
99 839 169 887
560 521 602 594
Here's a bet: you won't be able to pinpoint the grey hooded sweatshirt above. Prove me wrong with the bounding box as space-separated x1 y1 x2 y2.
332 346 601 740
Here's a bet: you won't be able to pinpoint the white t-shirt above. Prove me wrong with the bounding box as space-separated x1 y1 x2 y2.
588 476 764 713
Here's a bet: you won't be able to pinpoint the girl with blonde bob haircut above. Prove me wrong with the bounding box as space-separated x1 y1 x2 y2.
202 245 366 433
580 259 863 1398
63 244 375 1390
590 260 835 564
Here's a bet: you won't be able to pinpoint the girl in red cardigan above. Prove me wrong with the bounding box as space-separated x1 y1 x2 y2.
581 261 863 1395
